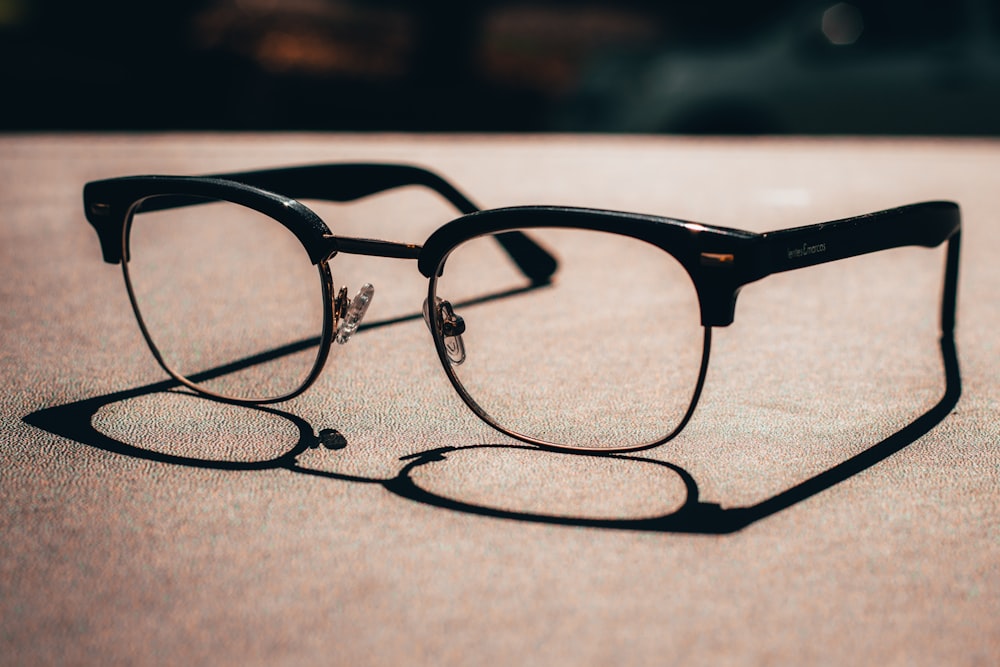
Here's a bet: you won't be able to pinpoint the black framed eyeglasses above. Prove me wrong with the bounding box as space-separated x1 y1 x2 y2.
83 163 961 453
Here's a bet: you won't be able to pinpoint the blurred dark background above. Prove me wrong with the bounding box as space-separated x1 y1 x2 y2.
2 0 998 134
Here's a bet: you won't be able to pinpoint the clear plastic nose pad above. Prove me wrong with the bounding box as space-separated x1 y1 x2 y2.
334 283 375 344
423 297 466 365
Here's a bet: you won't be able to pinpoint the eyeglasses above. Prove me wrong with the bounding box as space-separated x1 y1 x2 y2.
83 162 961 454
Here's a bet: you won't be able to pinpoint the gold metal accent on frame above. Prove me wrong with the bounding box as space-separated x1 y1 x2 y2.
90 202 111 216
700 252 735 266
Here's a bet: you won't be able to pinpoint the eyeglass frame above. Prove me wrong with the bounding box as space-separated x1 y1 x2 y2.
83 162 962 454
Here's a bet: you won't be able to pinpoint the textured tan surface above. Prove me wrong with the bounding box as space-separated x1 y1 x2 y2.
1 134 998 665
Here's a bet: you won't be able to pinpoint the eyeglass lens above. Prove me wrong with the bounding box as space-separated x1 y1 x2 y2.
123 197 327 401
431 227 706 450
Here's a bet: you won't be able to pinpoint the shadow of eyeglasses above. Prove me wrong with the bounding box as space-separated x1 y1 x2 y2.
23 287 960 534
373 333 959 534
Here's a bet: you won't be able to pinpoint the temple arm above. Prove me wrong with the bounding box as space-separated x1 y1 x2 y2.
759 201 960 333
206 163 480 214
761 201 960 274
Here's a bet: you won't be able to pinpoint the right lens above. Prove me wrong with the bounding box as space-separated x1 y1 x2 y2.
123 196 328 401
430 227 706 451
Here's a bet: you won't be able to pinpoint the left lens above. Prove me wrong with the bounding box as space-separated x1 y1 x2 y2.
124 197 327 401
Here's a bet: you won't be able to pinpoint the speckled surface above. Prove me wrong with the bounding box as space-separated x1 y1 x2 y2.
2 134 997 665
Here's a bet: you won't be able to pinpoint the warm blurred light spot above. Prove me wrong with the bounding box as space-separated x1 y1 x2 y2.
0 0 26 26
194 0 414 78
252 29 406 76
822 2 864 46
479 5 663 93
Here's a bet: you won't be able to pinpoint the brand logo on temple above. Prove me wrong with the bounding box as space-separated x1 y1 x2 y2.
787 242 827 259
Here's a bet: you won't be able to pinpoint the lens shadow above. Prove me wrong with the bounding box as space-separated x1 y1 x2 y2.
24 378 314 472
381 444 738 532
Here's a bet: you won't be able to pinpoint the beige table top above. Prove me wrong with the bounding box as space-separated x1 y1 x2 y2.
1 133 997 665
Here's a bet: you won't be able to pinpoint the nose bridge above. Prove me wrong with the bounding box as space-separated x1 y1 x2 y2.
322 234 423 261
321 234 426 346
